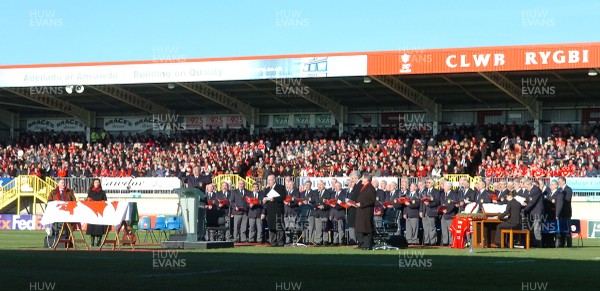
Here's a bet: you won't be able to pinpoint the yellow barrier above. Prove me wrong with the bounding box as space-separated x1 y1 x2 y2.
212 174 257 191
0 175 55 214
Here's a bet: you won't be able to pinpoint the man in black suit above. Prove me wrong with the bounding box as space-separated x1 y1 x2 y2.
496 181 509 205
313 180 333 245
494 191 522 247
403 183 421 245
346 172 361 245
476 181 492 211
523 179 544 247
247 182 265 243
422 178 440 246
440 180 459 246
387 181 405 235
283 180 302 243
263 175 286 246
230 180 249 243
458 177 475 212
557 177 573 247
217 181 233 241
330 181 347 246
547 180 565 248
301 181 316 244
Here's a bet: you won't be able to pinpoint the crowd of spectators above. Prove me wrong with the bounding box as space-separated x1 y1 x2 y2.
0 123 598 180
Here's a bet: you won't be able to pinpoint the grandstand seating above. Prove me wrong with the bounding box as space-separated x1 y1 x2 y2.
0 124 598 181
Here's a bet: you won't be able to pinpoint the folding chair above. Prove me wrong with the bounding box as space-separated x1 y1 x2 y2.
373 209 399 250
139 216 157 243
570 219 583 247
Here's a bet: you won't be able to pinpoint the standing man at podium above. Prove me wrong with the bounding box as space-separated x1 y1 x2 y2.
186 166 211 193
263 175 286 247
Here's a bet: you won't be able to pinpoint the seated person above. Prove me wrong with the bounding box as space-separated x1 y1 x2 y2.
494 190 522 247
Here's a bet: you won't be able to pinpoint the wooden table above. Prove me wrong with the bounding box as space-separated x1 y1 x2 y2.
472 218 501 248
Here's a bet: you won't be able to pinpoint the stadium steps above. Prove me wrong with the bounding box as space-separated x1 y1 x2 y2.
213 174 257 191
0 175 52 214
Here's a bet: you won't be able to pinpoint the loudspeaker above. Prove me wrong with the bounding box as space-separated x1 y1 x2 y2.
387 235 408 248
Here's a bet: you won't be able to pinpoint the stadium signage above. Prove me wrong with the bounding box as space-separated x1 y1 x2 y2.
26 118 85 132
101 177 182 191
0 214 44 230
103 117 153 131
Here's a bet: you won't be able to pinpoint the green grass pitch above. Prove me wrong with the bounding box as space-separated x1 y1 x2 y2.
0 230 598 291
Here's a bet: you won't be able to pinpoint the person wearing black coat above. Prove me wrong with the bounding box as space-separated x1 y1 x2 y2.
355 173 377 250
547 180 565 248
313 180 333 245
440 181 459 246
246 182 265 243
283 180 302 243
86 178 107 247
494 191 522 247
475 181 492 212
346 173 361 245
557 177 573 247
523 179 544 247
422 178 440 246
263 175 286 247
403 183 421 245
230 180 249 243
330 182 348 246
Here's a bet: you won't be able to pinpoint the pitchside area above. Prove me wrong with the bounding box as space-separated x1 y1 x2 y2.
0 231 597 290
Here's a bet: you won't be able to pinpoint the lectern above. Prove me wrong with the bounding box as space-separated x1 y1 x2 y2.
173 188 206 241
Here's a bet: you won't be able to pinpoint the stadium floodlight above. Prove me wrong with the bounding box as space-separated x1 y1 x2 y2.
65 85 74 94
363 76 371 83
75 85 85 93
589 69 598 77
168 83 175 89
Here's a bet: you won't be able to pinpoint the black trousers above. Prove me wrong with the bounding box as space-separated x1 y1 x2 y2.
356 231 373 248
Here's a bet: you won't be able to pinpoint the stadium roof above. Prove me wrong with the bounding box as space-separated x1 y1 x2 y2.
0 42 599 128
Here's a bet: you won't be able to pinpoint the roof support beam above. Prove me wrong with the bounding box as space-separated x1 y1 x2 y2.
90 85 171 114
370 75 440 121
4 87 94 127
478 72 539 118
177 82 258 126
551 72 590 101
440 75 485 103
269 79 347 124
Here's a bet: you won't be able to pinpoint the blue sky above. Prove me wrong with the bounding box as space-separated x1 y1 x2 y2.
0 0 598 65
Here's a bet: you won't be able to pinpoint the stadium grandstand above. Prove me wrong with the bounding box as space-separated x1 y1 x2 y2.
1 42 600 243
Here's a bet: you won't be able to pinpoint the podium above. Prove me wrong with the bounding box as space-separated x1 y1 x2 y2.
173 188 205 242
162 188 233 249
